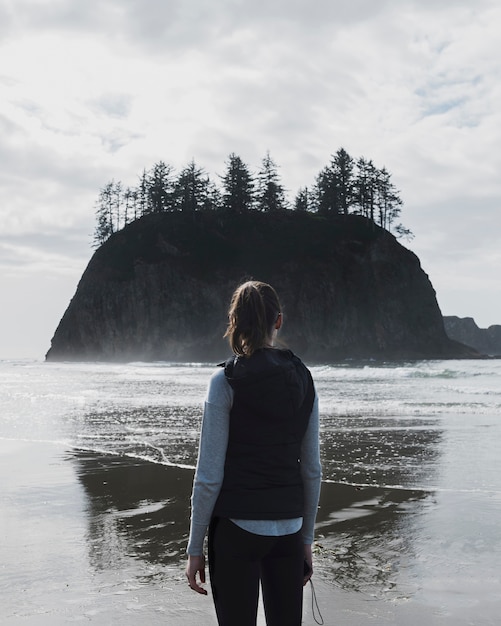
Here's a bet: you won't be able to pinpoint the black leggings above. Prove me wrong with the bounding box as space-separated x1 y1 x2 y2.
208 517 304 626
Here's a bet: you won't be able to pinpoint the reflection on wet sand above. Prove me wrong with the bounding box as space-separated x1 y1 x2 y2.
71 449 433 601
315 481 431 599
72 451 193 570
321 414 443 487
317 413 442 599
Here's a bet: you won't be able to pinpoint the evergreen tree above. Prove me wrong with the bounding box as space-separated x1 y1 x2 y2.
314 165 339 214
123 186 136 224
93 181 115 247
313 149 354 215
294 186 311 212
374 167 411 238
332 148 354 215
173 159 211 212
375 167 399 229
393 223 414 241
256 152 287 211
136 168 150 217
148 161 174 213
353 157 377 220
111 180 123 230
221 153 255 213
206 179 223 211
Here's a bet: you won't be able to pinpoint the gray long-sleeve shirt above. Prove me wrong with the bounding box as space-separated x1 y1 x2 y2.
187 368 321 556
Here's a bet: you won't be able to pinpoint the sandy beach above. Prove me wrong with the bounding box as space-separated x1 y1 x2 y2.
2 438 498 625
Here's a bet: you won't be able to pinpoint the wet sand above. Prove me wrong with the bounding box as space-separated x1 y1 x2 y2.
0 439 496 625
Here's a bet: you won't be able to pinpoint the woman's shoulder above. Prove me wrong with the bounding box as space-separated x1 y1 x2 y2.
210 366 227 384
207 366 233 406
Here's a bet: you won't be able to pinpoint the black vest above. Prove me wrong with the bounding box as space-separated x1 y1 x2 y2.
213 348 315 520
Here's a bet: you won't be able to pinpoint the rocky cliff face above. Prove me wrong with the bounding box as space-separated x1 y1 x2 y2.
443 316 501 356
46 211 477 362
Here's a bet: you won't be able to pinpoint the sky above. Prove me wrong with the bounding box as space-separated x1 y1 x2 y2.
1 0 500 359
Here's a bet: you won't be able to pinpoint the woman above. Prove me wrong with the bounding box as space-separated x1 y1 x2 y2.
186 280 321 626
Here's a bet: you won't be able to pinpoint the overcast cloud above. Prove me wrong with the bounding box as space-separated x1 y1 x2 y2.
0 0 499 358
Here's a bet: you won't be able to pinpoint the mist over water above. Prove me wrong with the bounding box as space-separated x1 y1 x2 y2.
1 358 500 622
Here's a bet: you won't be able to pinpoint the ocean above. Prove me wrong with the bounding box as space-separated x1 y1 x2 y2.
1 358 500 624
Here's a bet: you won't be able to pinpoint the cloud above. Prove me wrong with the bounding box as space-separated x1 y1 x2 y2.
0 234 88 275
2 0 499 193
0 0 500 356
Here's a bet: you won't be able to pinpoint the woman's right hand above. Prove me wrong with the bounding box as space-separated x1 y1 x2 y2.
186 555 208 595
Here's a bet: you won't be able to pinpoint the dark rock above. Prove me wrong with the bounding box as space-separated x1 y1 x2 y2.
443 316 501 356
46 211 478 363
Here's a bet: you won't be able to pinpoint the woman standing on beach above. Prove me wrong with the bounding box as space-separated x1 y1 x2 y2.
186 280 322 626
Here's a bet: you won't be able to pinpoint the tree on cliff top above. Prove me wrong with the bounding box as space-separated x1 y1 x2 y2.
333 148 355 215
256 151 287 211
313 148 355 215
173 159 214 212
294 186 311 212
147 161 174 213
93 181 120 247
220 153 255 213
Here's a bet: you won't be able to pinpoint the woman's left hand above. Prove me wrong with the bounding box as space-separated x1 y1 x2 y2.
303 544 313 586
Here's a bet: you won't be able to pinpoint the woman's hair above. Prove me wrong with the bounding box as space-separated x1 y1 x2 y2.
224 281 282 356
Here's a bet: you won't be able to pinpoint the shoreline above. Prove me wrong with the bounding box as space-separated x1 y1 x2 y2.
0 438 496 625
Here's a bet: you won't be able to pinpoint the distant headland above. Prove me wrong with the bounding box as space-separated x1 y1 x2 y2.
443 317 501 357
45 210 478 362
